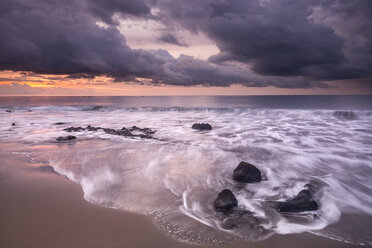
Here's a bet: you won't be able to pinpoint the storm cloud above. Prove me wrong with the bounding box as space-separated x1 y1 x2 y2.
157 33 188 47
153 0 372 81
0 0 371 88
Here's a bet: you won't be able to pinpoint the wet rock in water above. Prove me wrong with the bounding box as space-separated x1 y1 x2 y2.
130 126 156 135
333 111 357 120
6 110 12 113
214 189 238 213
11 123 16 126
221 218 237 230
56 135 77 141
63 125 156 139
116 128 133 137
86 125 100 131
233 161 262 183
274 189 318 213
103 128 119 135
55 122 66 125
192 123 212 130
64 126 85 132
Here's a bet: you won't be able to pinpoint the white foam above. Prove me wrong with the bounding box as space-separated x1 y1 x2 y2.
2 106 372 245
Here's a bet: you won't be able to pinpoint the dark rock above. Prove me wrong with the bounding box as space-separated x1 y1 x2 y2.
86 125 99 131
116 128 133 137
62 125 155 139
6 110 12 113
233 161 262 183
103 128 118 135
55 122 66 125
64 127 85 132
56 135 77 141
221 218 237 230
274 189 318 213
192 123 212 130
333 111 357 120
11 122 16 126
130 126 156 135
214 189 238 213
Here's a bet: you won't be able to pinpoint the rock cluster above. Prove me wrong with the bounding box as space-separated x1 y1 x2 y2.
274 189 318 212
63 125 156 139
214 161 319 229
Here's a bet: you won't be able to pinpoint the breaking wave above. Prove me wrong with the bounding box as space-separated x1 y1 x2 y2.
1 102 372 245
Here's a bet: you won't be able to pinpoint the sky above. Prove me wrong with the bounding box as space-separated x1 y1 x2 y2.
0 0 371 95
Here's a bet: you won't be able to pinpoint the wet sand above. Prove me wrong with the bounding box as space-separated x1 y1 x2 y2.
0 150 363 248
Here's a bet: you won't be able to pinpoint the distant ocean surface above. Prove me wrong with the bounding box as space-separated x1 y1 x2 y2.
0 95 371 245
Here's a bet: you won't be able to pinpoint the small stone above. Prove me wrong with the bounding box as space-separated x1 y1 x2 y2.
192 123 212 130
233 161 262 183
214 189 238 213
56 135 77 141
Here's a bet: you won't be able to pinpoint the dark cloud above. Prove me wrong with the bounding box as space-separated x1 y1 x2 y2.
157 33 188 47
0 0 259 87
87 0 151 25
0 0 371 89
152 0 372 82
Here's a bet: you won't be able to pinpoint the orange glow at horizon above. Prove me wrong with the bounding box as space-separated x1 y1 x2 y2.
1 70 372 96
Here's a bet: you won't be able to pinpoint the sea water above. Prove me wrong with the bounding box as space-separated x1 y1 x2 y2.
0 96 371 245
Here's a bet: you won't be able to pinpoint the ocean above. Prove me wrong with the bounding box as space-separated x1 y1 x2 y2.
0 95 371 245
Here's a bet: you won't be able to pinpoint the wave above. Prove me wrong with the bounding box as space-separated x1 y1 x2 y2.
1 105 372 245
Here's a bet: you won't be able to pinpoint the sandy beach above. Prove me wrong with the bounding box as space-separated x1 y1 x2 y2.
0 146 363 248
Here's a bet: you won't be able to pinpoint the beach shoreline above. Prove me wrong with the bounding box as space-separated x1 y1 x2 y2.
0 147 363 248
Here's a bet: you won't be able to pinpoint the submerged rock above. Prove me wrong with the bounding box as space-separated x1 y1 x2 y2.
56 135 77 141
86 125 100 131
6 110 12 113
192 123 212 130
63 125 156 139
54 122 66 125
64 126 85 132
274 189 318 213
333 111 357 120
214 189 238 213
130 126 156 135
233 161 262 183
221 218 237 230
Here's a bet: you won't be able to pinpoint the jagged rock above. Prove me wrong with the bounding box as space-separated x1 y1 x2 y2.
86 125 100 131
63 125 155 139
11 122 15 126
233 161 262 183
130 126 156 135
56 135 77 141
214 189 238 213
64 127 85 132
192 123 212 130
221 218 237 230
274 189 318 213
